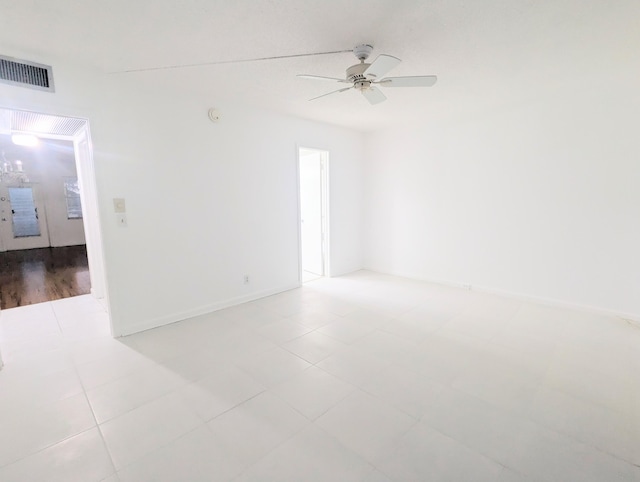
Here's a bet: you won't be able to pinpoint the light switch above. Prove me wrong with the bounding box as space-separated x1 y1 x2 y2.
116 213 128 227
113 198 126 213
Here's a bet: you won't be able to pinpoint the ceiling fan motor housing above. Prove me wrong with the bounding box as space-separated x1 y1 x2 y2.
299 44 437 103
346 63 372 82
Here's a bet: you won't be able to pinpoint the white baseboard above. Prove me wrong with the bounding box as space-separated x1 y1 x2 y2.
117 283 301 337
363 268 640 323
475 283 640 323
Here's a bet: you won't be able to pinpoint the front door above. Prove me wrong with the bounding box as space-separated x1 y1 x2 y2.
0 184 50 251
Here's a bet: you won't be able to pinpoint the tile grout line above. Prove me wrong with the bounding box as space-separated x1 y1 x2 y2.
77 358 119 477
48 301 64 335
0 425 99 471
52 299 120 478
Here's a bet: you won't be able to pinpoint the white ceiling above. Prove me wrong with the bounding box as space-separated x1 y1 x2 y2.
1 0 638 131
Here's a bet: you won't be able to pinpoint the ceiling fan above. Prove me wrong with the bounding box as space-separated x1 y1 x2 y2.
297 44 437 104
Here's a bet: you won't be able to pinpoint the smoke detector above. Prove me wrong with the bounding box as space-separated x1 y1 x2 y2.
207 108 221 123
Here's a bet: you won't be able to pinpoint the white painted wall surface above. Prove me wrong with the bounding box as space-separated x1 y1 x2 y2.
0 51 364 335
364 73 640 318
39 140 87 247
32 139 86 248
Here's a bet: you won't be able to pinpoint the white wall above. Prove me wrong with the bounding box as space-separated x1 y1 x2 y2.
38 139 87 247
0 51 364 335
364 73 640 318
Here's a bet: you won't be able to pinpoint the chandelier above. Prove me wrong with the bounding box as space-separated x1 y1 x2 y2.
1 151 29 184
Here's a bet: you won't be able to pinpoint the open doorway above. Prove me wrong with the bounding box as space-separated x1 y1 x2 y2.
298 147 329 283
0 135 88 307
0 108 107 314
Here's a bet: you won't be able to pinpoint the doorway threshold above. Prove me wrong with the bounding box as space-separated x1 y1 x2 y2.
302 270 322 283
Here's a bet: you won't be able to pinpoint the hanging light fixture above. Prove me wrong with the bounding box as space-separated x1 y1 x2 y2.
1 151 29 184
11 134 39 147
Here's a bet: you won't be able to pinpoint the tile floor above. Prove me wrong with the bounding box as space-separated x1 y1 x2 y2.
0 270 638 481
302 270 322 283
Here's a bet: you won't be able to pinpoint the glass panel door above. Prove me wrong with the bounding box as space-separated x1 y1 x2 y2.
8 187 41 237
0 184 50 251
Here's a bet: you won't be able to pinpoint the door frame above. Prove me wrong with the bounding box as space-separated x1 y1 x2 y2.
296 146 330 283
0 106 112 335
73 126 108 302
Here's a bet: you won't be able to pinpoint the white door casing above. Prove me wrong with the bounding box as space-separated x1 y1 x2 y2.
73 128 107 301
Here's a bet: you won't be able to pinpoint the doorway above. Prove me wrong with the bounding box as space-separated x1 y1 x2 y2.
0 108 108 317
298 147 329 283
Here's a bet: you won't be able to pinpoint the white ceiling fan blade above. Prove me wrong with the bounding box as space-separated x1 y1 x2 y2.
377 75 438 87
297 74 348 83
364 54 401 79
308 87 352 101
361 86 387 105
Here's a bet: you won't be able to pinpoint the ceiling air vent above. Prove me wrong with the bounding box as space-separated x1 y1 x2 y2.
0 55 54 92
11 110 86 136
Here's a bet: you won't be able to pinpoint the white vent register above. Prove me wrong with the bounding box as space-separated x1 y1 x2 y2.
0 55 54 92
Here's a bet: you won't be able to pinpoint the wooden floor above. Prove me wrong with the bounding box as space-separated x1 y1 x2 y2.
0 245 91 309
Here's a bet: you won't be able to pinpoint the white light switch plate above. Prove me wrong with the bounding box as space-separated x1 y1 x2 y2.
113 198 126 213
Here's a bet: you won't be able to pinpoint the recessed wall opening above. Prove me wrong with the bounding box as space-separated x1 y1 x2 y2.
298 147 329 283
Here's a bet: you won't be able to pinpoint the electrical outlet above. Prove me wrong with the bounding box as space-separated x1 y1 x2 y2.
243 275 249 285
462 283 472 291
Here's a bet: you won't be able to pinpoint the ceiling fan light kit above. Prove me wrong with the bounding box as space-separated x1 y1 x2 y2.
298 44 437 105
352 44 374 61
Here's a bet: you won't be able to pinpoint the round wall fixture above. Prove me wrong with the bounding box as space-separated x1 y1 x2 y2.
208 108 221 123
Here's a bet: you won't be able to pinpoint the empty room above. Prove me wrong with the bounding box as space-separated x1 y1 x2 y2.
0 1 638 481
